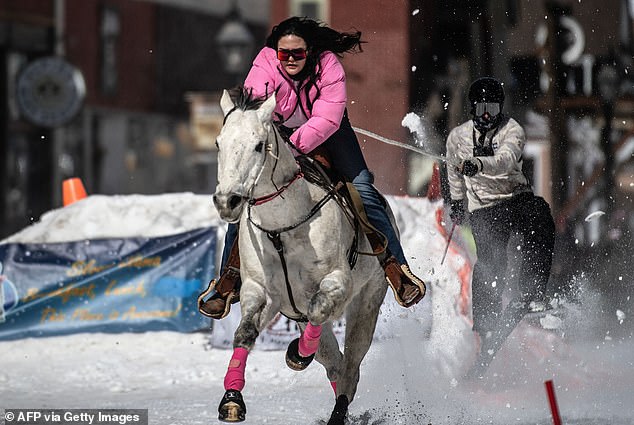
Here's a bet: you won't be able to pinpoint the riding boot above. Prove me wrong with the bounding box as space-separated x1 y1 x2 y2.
381 255 426 308
197 237 241 319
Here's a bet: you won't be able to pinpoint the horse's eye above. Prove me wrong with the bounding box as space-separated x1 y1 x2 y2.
255 141 264 152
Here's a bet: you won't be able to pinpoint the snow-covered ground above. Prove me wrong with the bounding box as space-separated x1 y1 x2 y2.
2 322 633 424
1 193 633 424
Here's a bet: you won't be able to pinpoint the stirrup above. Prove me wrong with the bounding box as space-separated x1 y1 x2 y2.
384 261 426 308
197 279 239 319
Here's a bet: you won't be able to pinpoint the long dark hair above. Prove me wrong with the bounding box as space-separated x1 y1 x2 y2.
265 16 364 111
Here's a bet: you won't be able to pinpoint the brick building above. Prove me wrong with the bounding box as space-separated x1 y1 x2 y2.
1 0 633 250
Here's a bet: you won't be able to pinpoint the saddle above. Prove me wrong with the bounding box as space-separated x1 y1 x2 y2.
297 145 388 258
298 148 425 308
277 124 386 256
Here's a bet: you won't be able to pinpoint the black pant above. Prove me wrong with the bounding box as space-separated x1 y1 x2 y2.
469 192 555 353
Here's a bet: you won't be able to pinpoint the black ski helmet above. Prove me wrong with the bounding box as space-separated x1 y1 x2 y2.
468 76 505 107
468 77 505 132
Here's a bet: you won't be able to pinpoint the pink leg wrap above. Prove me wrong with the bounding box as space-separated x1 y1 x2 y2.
298 323 322 357
330 381 337 394
224 347 249 391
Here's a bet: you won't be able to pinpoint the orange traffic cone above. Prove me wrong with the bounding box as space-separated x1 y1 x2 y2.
426 162 442 201
62 177 87 206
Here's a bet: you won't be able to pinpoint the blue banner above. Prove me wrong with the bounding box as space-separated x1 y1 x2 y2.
0 227 216 340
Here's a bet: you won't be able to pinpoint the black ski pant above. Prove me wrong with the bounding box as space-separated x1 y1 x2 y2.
468 192 555 366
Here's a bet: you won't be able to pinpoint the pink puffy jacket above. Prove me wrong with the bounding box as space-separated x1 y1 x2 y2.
244 47 347 154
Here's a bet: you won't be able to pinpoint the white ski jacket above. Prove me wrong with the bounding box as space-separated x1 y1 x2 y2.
446 117 533 212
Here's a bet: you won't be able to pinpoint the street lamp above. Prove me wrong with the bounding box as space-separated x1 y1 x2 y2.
215 2 254 84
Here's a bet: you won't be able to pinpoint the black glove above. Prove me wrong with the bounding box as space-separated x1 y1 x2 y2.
457 159 481 177
449 200 465 225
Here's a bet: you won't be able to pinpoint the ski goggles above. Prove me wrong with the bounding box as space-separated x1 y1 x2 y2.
277 48 308 61
475 102 501 116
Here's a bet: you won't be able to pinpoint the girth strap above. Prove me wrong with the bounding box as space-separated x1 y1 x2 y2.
266 231 308 323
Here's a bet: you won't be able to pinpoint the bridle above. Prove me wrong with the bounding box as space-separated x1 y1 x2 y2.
224 110 337 236
248 170 304 206
224 107 342 321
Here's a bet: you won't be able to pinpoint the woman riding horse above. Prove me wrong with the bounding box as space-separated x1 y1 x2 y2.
213 87 391 424
200 16 426 319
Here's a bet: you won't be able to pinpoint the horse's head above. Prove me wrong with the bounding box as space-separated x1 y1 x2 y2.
213 89 277 222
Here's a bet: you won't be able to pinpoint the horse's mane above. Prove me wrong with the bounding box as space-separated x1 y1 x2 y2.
228 87 267 112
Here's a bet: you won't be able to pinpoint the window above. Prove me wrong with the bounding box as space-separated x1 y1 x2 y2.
101 5 120 95
290 0 328 22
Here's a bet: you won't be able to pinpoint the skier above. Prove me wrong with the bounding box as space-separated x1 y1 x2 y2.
446 76 556 379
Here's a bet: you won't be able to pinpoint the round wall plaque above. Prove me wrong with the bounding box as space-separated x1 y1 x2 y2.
16 56 86 128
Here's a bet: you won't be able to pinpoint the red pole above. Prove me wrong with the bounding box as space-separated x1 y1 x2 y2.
545 380 563 425
440 222 456 265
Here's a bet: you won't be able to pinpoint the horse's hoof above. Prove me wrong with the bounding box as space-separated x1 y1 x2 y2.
327 395 349 425
285 338 315 371
218 389 246 422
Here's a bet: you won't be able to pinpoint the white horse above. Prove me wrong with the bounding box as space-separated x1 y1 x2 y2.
212 88 389 425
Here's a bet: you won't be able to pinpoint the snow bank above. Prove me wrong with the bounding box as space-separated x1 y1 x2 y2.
1 193 222 244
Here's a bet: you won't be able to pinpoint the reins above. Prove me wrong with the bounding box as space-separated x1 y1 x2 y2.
245 125 337 233
248 170 304 206
245 124 343 322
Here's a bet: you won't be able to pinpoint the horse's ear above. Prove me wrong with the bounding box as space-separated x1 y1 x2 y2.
220 90 235 117
256 94 277 122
